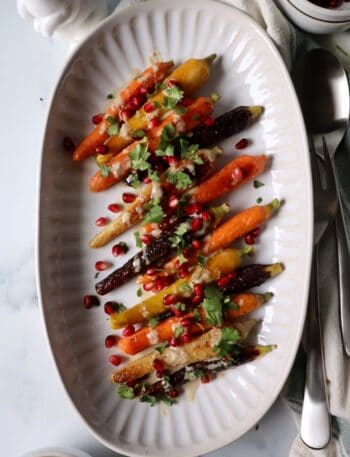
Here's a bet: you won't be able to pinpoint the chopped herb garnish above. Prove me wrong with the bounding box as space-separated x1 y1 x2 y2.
174 105 188 115
156 342 168 354
144 198 165 223
98 163 111 177
223 296 239 311
149 317 159 328
137 288 143 297
166 170 192 190
163 86 184 110
129 143 150 171
179 138 203 164
134 231 142 248
211 93 220 102
256 197 263 204
169 222 189 248
179 283 192 295
184 368 204 381
156 144 175 157
175 302 186 311
253 180 264 189
214 327 241 357
177 249 188 265
140 395 157 406
160 124 176 148
128 172 141 189
117 384 135 400
174 325 185 338
133 129 147 138
112 302 127 313
106 93 114 100
193 308 201 323
160 394 176 406
148 168 160 182
106 115 120 136
201 284 224 327
94 271 100 278
197 255 206 267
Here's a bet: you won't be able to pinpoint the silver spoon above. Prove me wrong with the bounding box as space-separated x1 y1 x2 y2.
294 49 350 355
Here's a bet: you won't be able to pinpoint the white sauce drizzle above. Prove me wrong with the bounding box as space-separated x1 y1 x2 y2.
132 256 142 273
147 329 159 345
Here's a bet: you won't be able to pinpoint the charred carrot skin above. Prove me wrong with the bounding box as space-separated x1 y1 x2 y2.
89 96 215 192
72 61 174 161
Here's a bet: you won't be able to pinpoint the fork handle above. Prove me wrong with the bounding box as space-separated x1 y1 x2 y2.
300 249 331 449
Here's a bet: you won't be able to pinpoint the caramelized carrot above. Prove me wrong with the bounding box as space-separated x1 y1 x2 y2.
189 154 267 204
72 61 173 161
227 292 273 319
89 97 214 192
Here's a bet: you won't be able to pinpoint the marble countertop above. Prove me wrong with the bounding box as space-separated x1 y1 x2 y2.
0 1 301 456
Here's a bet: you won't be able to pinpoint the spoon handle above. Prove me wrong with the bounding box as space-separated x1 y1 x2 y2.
300 248 331 450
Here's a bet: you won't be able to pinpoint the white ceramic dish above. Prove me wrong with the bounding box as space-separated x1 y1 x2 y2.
37 1 312 456
21 447 92 457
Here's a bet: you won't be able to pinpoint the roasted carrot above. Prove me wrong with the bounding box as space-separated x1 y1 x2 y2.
188 154 267 204
226 292 273 319
89 96 215 192
107 55 216 154
72 61 173 161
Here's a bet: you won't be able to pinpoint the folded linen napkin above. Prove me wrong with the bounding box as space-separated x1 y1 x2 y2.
113 0 350 455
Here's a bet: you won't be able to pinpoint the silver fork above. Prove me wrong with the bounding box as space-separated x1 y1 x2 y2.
300 137 338 450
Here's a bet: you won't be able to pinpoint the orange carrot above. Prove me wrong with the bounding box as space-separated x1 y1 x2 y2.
72 61 173 161
227 292 273 319
189 154 267 204
89 96 214 192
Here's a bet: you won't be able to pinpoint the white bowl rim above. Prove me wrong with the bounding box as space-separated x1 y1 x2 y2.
289 0 350 21
20 447 92 457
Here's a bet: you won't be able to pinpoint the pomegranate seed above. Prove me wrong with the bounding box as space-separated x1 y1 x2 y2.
201 211 211 221
191 239 202 250
235 138 248 150
108 354 122 366
232 166 244 181
155 278 165 292
169 195 179 208
91 113 103 125
95 145 109 154
204 116 215 127
127 379 136 388
146 268 157 276
194 283 204 297
179 268 189 279
201 374 211 384
244 234 255 245
174 308 184 317
181 96 192 107
191 218 203 231
168 390 178 398
95 261 110 271
228 271 237 280
149 117 160 129
182 248 190 258
112 242 128 256
168 156 178 167
169 337 179 347
120 109 132 121
144 102 155 113
181 332 193 344
83 295 99 309
130 95 141 109
105 335 116 348
143 176 152 184
108 203 121 213
140 86 148 95
96 217 108 227
167 79 179 88
152 358 164 371
156 370 164 378
185 203 202 215
143 282 155 291
142 234 153 245
192 295 202 305
252 226 261 237
163 294 177 306
180 316 193 327
104 302 116 315
122 325 135 337
122 192 136 203
63 136 75 151
217 276 230 287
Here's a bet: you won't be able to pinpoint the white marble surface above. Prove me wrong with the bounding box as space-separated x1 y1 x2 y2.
0 1 298 456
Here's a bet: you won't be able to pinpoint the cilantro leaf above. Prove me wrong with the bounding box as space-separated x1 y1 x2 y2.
134 231 142 248
160 124 176 148
193 308 201 323
128 172 141 188
175 302 186 311
197 255 206 267
156 144 174 157
179 139 203 165
137 288 143 297
110 301 127 313
156 342 168 354
98 163 111 177
163 86 184 109
129 143 150 171
223 295 239 311
179 283 193 295
214 327 241 357
117 384 135 400
184 368 204 381
169 222 189 248
106 93 114 100
132 129 146 138
160 394 176 406
201 284 224 327
149 317 159 328
253 180 264 189
148 168 160 182
174 325 185 338
256 197 263 204
144 198 165 223
174 105 188 115
106 115 120 136
140 395 157 406
177 249 188 265
166 170 192 190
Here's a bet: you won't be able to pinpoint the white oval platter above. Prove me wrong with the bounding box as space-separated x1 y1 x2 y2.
37 1 312 456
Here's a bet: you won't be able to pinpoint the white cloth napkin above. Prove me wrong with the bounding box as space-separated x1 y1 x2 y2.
114 1 350 456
